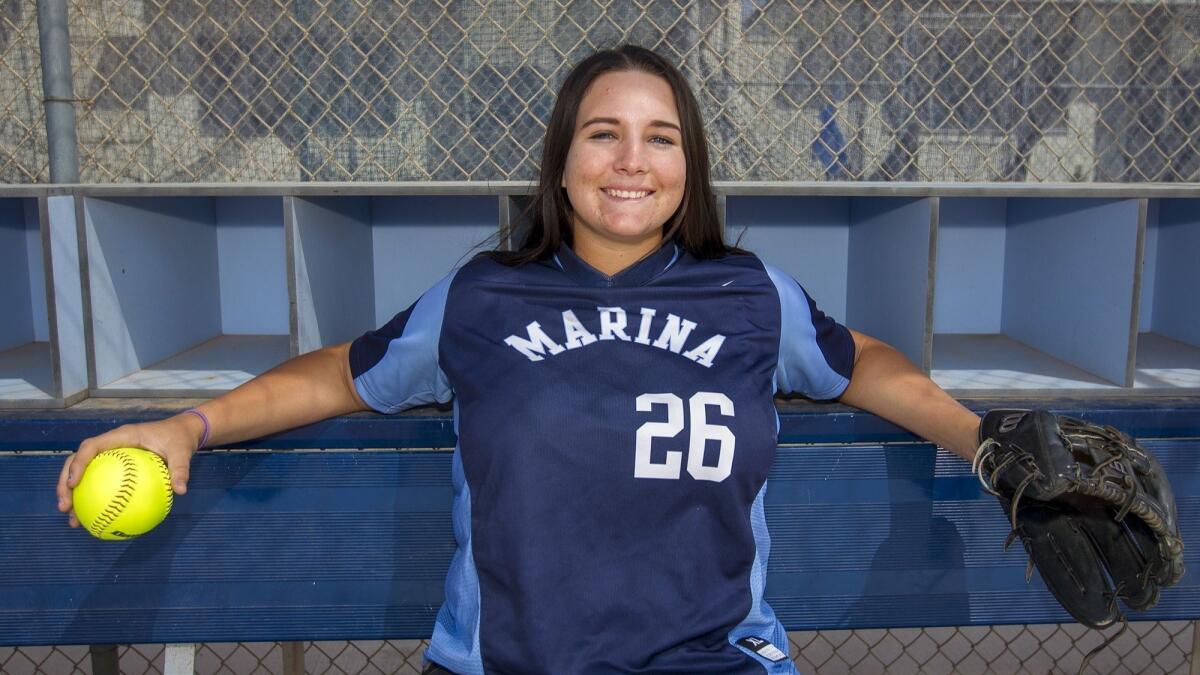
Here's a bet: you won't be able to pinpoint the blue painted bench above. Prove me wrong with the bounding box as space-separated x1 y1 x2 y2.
2 398 1198 667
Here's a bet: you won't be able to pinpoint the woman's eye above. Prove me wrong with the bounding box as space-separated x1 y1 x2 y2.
650 135 676 146
590 131 616 140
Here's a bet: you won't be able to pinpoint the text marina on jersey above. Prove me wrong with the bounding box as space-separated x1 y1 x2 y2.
504 306 726 368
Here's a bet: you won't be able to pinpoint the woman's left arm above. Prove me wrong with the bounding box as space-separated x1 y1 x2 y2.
838 328 981 462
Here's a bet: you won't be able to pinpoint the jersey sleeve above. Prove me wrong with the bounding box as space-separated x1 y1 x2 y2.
349 271 456 413
763 262 856 400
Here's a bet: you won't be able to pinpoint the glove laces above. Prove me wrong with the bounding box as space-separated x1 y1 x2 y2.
973 437 1044 528
1076 585 1128 675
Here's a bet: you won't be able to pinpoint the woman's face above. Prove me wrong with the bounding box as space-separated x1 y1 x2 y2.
562 70 686 259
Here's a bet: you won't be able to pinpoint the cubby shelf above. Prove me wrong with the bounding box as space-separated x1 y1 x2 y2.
726 195 934 370
1 183 1194 407
83 195 290 397
0 198 47 402
0 193 85 409
289 195 498 353
1137 199 1200 390
723 185 1197 396
931 197 1142 393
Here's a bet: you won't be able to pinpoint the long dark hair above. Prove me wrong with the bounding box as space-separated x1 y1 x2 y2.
490 45 739 266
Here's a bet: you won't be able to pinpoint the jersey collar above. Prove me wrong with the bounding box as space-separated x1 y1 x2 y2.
552 241 681 288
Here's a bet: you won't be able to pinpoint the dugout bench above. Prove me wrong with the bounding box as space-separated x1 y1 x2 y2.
2 397 1199 674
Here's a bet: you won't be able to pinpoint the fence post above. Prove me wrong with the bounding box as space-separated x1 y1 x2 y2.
282 641 307 675
35 0 80 183
38 5 92 670
164 644 196 675
87 644 119 675
1190 620 1200 675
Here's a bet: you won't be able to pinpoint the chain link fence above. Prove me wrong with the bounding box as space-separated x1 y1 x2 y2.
0 1 49 183
3 1 1199 673
0 1 1198 182
2 621 1196 673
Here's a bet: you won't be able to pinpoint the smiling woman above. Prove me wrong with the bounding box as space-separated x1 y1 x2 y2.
59 44 985 675
562 70 686 274
489 44 733 271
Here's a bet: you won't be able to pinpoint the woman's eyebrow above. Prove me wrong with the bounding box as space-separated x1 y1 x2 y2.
580 117 681 132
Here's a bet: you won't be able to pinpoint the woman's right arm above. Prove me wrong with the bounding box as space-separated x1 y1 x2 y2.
55 342 370 527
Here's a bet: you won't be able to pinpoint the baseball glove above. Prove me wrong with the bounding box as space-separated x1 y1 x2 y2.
973 409 1184 629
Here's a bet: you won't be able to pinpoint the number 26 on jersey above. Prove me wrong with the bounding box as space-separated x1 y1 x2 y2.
635 392 735 482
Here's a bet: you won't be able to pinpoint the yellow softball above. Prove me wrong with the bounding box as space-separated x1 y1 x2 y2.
72 447 174 541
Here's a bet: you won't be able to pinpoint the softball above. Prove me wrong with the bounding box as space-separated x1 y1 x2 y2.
72 447 173 541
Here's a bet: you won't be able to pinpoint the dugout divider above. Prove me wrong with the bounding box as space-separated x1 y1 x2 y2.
287 195 376 355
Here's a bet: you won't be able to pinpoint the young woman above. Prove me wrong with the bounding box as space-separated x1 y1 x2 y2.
58 45 981 675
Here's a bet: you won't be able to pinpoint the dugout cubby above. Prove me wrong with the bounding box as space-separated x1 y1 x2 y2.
931 197 1141 392
289 194 499 354
1135 199 1200 390
0 194 86 408
502 194 536 251
83 195 290 396
725 195 935 370
1 184 1190 407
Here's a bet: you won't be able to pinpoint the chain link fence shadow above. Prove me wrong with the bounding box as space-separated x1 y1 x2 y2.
3 621 1196 674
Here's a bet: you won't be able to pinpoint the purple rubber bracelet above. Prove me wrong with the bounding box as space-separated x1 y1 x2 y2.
183 408 211 449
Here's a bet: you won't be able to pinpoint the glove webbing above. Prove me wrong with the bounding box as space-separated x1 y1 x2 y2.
1059 426 1184 563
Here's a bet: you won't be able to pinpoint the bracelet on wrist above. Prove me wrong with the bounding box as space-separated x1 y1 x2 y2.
182 408 211 449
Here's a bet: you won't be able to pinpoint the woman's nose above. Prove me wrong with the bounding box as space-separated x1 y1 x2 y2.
614 137 647 173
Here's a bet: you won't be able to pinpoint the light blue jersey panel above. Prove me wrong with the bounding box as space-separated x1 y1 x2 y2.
426 410 485 675
350 269 485 672
351 271 456 412
728 482 801 674
727 262 854 674
763 263 854 400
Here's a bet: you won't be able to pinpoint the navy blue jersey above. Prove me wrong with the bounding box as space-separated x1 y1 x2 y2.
350 242 854 675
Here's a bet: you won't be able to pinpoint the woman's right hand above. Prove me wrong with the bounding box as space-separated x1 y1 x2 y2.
55 413 205 528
